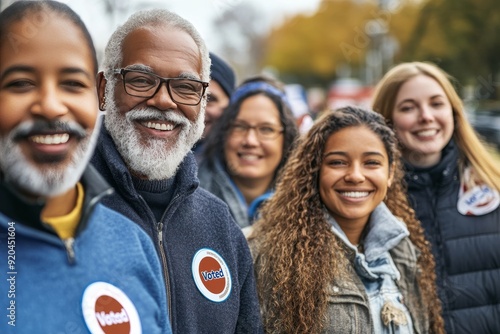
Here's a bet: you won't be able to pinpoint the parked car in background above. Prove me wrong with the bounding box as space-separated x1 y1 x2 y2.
470 109 500 149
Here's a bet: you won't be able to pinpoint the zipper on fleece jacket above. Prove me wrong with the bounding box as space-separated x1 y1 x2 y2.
136 193 174 328
59 180 114 265
157 192 181 330
157 220 172 326
41 221 77 265
63 238 76 264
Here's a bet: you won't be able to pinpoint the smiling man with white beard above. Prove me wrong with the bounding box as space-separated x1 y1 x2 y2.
104 102 204 180
90 9 263 334
0 2 172 333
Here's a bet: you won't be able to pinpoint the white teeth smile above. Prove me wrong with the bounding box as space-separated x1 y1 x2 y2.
240 154 259 160
340 191 369 198
143 121 175 131
416 129 438 137
30 133 70 145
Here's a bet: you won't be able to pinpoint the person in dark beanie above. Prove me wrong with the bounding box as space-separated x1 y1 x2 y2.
194 52 236 161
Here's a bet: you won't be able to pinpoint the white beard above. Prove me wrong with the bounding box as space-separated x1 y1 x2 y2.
104 87 204 180
0 117 101 197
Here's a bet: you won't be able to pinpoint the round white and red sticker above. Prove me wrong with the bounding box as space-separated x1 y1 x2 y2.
192 248 232 302
82 282 142 334
458 184 500 216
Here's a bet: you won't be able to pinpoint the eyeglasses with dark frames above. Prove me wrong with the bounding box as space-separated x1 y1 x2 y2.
229 121 284 140
113 69 209 106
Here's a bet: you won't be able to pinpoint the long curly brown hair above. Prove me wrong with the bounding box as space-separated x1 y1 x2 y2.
249 106 444 333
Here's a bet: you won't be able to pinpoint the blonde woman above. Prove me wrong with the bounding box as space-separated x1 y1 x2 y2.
372 61 500 333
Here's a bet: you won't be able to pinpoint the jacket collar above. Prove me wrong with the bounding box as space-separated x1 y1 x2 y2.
0 165 113 236
404 139 460 186
213 157 273 224
362 203 409 262
92 124 199 202
327 202 409 280
327 202 409 262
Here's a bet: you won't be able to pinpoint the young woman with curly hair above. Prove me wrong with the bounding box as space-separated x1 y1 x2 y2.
247 106 444 334
372 62 500 333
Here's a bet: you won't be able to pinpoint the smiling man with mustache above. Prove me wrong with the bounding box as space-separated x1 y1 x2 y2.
0 1 172 333
91 9 262 334
0 119 89 196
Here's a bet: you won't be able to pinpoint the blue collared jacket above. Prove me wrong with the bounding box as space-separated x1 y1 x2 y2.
0 166 170 333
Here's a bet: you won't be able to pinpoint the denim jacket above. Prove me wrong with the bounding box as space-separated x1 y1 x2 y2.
324 203 429 334
248 203 429 333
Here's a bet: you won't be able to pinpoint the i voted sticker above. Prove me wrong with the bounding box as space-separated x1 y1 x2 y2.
192 248 232 302
458 184 500 216
82 282 141 334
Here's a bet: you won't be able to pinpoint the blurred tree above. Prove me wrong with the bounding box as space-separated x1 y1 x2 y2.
260 0 499 94
99 0 166 28
101 0 131 28
263 0 380 87
213 2 267 80
397 0 500 97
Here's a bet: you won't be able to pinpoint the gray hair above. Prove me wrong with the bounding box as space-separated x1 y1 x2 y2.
102 9 210 82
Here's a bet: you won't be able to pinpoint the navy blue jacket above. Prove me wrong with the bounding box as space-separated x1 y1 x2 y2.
405 141 500 334
91 126 263 333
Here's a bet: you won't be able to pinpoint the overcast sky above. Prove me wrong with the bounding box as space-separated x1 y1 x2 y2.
63 0 322 53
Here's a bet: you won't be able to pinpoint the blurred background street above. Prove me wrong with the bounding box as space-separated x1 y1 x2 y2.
2 0 499 152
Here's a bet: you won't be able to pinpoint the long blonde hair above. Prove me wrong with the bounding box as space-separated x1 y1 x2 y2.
249 106 444 333
372 61 500 190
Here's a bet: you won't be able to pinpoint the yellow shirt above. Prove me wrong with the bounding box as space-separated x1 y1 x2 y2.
43 182 84 240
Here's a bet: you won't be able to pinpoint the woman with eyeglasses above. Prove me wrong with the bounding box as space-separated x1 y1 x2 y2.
198 75 299 228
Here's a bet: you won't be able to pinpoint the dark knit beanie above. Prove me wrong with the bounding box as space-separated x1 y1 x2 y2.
209 52 236 98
